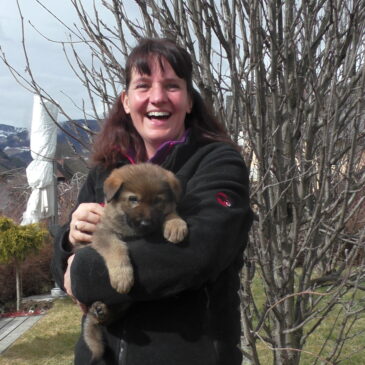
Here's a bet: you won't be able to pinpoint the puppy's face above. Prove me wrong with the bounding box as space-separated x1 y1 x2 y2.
119 185 175 235
104 164 181 236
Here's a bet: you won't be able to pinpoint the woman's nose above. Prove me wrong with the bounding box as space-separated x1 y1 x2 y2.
150 84 167 104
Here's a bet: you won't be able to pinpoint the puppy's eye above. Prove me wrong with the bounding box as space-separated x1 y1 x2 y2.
154 196 165 205
128 196 139 203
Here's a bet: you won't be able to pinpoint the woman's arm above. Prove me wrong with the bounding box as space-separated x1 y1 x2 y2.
51 167 105 290
70 145 253 305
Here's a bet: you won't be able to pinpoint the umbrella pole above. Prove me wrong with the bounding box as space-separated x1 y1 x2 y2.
50 159 66 298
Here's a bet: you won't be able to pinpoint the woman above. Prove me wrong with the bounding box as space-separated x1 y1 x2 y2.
52 38 253 365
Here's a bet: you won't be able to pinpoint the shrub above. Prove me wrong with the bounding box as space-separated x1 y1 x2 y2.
0 243 54 310
0 216 48 310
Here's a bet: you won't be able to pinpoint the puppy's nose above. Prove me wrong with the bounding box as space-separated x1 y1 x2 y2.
139 219 151 228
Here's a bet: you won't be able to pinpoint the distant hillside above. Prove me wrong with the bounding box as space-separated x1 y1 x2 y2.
0 120 99 174
56 119 100 155
0 124 29 172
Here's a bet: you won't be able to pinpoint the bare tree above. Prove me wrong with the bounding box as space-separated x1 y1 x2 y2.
1 1 364 364
0 168 30 223
57 171 86 225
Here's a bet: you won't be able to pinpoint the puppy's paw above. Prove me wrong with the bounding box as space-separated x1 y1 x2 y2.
163 218 188 243
108 264 134 294
90 301 109 324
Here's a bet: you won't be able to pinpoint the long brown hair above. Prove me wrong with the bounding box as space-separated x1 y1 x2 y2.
92 38 233 168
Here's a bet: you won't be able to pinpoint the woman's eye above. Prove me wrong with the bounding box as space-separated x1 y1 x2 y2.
136 83 149 89
166 83 179 90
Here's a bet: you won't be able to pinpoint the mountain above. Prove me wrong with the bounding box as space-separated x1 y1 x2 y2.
0 120 100 175
56 119 100 155
0 124 30 172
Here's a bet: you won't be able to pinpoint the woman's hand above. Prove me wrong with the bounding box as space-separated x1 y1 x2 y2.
64 254 88 314
69 202 105 245
66 203 104 313
64 254 75 297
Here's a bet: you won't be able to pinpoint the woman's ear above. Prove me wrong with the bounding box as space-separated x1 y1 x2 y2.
121 91 130 114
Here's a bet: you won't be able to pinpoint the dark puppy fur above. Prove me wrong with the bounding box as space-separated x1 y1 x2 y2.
77 163 188 364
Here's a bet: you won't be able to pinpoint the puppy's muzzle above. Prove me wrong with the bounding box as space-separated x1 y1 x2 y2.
127 216 157 235
138 219 152 229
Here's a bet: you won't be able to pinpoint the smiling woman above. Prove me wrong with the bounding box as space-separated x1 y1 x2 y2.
121 57 192 159
51 38 253 365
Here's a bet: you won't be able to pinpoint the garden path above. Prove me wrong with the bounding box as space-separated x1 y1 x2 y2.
0 293 57 354
0 314 44 354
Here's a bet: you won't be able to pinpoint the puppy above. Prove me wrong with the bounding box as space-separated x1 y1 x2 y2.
78 163 188 363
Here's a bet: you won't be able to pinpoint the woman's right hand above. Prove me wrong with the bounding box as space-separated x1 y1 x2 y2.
68 202 105 245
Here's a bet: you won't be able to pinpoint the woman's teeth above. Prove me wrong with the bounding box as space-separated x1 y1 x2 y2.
146 111 171 119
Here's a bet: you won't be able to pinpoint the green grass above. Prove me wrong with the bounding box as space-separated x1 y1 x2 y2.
0 297 81 365
255 304 365 365
250 271 365 365
1 283 364 364
300 303 365 365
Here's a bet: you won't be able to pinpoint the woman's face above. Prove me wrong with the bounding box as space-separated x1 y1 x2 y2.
122 57 192 158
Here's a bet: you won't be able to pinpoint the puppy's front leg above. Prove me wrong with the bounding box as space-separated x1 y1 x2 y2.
93 233 134 293
163 212 188 243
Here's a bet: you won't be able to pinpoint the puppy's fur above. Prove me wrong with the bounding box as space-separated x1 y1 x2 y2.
77 163 188 363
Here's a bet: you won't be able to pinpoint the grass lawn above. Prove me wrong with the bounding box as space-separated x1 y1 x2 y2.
0 297 81 365
251 271 365 365
256 307 365 365
1 285 364 364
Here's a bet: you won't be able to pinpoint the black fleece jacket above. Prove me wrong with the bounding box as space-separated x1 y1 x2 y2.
52 136 253 365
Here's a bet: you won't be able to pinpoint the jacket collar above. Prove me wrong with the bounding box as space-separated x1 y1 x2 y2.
124 129 191 166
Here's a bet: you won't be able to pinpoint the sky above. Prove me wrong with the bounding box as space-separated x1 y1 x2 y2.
0 0 138 129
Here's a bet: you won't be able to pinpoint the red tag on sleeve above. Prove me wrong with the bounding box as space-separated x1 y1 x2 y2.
215 192 232 207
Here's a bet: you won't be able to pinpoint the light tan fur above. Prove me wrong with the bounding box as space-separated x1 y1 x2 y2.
77 163 188 364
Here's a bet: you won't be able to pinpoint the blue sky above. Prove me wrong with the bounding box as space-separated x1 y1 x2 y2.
0 0 137 129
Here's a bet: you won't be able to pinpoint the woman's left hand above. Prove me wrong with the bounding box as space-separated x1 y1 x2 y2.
64 254 88 314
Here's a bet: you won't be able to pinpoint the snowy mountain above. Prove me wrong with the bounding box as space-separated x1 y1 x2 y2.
0 124 30 171
0 123 27 137
0 121 99 173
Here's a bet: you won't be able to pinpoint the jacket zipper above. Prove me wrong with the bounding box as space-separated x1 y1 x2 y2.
118 318 128 364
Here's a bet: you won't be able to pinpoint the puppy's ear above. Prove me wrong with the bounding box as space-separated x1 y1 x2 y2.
164 170 182 202
104 170 124 202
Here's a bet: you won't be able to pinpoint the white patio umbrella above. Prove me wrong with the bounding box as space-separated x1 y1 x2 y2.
21 95 59 225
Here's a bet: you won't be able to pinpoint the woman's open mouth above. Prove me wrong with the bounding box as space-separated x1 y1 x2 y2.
146 111 171 120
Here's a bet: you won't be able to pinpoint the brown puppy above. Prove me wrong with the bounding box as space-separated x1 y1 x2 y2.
78 163 188 364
